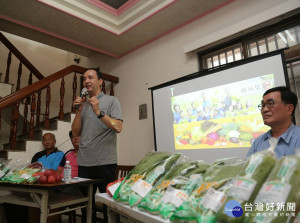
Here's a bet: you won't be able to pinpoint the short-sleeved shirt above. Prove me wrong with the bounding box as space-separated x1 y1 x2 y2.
246 124 300 159
31 148 64 170
58 149 78 178
78 92 123 166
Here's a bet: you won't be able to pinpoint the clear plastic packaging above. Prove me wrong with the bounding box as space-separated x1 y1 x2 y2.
170 158 244 222
215 138 278 223
113 152 181 206
247 155 300 223
138 160 209 219
0 159 21 179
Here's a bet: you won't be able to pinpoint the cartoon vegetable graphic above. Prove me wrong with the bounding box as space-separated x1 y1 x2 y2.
239 124 252 133
239 132 253 141
190 126 204 142
207 132 219 141
179 139 189 145
202 124 222 145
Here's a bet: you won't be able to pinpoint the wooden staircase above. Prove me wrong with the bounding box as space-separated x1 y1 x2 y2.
0 81 13 150
1 112 75 163
0 32 119 162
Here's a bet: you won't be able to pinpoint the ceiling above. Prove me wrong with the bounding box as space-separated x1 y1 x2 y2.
0 0 235 58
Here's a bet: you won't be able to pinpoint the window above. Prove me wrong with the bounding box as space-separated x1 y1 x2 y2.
287 61 300 124
198 21 300 69
247 26 300 57
203 44 243 69
198 16 300 123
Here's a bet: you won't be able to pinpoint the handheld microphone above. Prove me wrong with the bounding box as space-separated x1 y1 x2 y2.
75 87 88 110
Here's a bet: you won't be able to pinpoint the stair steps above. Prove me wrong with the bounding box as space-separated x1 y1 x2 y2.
0 82 13 98
0 112 75 162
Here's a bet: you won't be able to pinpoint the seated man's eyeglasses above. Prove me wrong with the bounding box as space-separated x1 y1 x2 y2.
257 99 286 110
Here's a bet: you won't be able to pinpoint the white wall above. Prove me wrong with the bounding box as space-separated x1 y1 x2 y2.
87 0 299 165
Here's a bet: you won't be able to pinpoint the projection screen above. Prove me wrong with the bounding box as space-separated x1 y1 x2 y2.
150 51 288 163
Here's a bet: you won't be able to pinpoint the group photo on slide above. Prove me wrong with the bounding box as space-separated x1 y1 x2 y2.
171 74 274 150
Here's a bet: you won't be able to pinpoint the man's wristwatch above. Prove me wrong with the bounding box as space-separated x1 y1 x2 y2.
97 111 105 119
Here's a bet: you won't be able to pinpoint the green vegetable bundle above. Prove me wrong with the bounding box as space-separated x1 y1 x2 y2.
0 167 40 184
138 161 209 219
170 160 243 222
247 155 300 223
216 150 276 223
0 159 20 179
194 159 246 223
113 152 181 207
198 180 236 223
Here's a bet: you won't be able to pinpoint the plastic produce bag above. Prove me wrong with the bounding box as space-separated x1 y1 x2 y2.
247 155 300 223
0 159 12 178
113 152 181 206
138 160 209 219
195 159 246 223
0 160 40 184
198 179 236 223
170 158 243 222
0 159 21 179
216 138 278 223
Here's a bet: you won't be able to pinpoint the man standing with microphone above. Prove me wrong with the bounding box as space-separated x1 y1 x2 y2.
72 67 123 223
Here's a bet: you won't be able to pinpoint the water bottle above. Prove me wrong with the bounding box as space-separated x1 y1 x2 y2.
64 161 72 184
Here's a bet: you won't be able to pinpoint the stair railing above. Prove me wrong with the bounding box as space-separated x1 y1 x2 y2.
0 32 45 138
0 65 119 151
0 32 44 83
0 32 119 152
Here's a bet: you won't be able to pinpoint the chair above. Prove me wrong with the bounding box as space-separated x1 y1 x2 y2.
115 165 135 179
95 165 135 223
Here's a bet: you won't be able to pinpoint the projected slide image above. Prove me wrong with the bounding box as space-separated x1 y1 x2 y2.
171 74 274 150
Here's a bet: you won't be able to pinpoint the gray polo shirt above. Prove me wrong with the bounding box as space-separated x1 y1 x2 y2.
78 92 122 166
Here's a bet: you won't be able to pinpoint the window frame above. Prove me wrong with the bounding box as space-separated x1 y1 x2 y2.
197 13 300 70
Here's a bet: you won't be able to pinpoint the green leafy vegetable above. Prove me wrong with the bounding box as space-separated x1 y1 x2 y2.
138 161 209 219
247 155 300 223
216 150 276 223
113 152 181 207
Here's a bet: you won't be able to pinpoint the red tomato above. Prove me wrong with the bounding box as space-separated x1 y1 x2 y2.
47 175 56 184
54 173 62 183
179 139 189 145
39 175 48 184
201 137 208 144
44 169 56 177
206 138 216 145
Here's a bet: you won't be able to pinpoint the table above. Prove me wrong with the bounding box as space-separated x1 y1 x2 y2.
0 178 102 223
96 193 170 223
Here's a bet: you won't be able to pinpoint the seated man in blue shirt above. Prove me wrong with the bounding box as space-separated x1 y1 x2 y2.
247 86 300 158
31 132 64 170
5 133 64 223
29 133 65 223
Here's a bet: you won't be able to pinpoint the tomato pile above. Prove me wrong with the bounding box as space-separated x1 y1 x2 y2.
33 169 62 184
